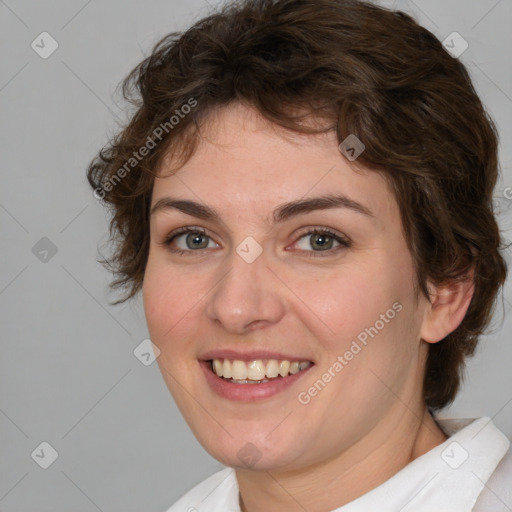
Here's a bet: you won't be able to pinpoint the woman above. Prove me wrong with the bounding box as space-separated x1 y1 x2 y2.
87 0 511 510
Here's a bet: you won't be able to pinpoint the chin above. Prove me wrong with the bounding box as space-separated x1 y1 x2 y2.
192 424 310 471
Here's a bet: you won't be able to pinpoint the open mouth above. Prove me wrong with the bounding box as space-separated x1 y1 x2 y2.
209 358 314 384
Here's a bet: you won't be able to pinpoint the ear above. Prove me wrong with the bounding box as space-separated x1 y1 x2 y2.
420 269 475 344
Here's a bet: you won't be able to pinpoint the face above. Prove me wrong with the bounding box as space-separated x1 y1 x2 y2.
143 102 431 472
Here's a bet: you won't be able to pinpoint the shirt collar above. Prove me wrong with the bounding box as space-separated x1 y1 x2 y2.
333 416 510 512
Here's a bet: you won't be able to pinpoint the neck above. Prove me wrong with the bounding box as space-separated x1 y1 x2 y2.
237 406 447 512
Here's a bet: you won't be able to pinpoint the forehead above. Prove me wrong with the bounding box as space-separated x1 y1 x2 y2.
152 103 397 223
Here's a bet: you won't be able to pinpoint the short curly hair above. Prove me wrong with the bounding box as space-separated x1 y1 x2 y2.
87 0 507 410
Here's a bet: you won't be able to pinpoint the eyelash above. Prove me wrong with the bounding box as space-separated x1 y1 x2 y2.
160 226 351 257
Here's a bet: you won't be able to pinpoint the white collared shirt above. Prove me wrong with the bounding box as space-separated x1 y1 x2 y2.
165 417 511 512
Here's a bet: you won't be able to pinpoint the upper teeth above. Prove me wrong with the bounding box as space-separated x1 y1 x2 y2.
211 359 312 380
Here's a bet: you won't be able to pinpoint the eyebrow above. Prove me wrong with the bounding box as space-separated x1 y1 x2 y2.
150 194 374 224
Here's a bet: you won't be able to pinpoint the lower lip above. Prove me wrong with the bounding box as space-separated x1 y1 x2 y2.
199 360 314 401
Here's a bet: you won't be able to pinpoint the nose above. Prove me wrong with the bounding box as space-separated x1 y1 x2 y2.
205 245 286 334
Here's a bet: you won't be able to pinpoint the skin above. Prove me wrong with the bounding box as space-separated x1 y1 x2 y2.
143 102 474 511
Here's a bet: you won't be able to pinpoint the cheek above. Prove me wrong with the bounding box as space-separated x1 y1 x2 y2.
142 262 201 395
143 267 170 337
296 263 402 343
297 259 420 394
142 259 199 341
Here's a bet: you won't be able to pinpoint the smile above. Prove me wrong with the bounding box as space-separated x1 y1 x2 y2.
200 355 315 401
210 358 313 383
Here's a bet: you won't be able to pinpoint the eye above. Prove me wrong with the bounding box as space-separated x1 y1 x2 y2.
292 228 351 256
160 226 351 257
161 227 219 254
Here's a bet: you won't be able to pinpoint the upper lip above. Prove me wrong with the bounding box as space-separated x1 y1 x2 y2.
199 349 314 363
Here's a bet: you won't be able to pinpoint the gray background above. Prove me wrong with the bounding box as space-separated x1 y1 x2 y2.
1 0 511 511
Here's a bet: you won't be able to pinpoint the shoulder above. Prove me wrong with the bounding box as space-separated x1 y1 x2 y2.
163 467 240 512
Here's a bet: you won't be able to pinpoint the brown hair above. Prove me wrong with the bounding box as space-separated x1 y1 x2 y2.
87 0 507 410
